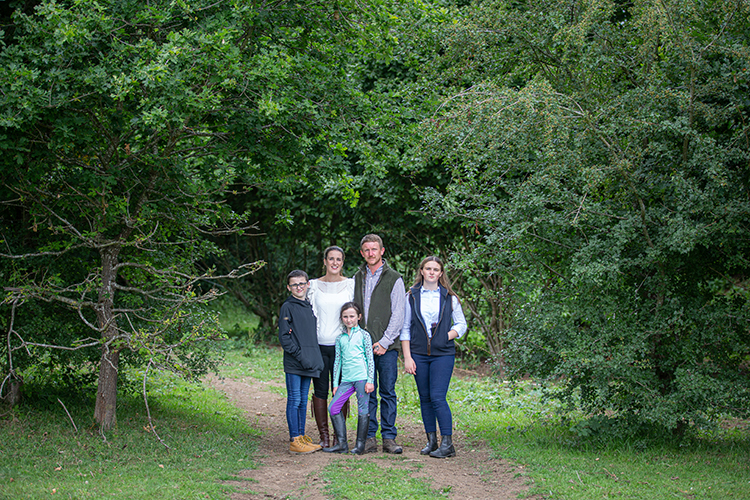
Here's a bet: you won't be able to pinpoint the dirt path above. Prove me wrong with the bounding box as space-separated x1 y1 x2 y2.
208 373 540 500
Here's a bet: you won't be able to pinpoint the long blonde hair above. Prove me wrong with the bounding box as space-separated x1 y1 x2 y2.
412 256 458 298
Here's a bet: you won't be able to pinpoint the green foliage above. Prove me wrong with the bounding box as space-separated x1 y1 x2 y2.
0 0 405 425
413 0 750 433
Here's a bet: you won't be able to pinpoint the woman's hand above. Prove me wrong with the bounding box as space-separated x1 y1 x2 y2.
365 382 375 394
401 340 416 375
447 329 458 341
403 357 416 375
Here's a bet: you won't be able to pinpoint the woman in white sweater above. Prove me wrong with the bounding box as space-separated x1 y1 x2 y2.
307 245 355 447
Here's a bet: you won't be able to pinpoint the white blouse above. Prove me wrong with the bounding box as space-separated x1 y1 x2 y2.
400 287 467 341
307 278 355 346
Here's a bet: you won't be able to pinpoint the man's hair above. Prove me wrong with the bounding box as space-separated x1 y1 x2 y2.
287 269 309 283
359 233 383 249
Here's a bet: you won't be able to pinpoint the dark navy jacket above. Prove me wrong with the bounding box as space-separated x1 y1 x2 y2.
407 284 455 357
278 296 324 377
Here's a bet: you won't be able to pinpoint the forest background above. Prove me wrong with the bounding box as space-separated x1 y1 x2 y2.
1 0 748 458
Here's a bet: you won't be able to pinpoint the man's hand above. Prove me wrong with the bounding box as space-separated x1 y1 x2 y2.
373 342 385 356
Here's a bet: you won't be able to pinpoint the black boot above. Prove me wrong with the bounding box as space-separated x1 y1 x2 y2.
350 414 370 455
420 432 438 455
323 412 348 453
429 435 456 458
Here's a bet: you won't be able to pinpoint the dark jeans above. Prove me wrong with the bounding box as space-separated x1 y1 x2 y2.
312 344 336 399
412 353 455 436
368 348 399 439
285 373 312 440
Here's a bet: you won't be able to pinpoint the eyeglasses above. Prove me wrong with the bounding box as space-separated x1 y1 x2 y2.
289 282 308 289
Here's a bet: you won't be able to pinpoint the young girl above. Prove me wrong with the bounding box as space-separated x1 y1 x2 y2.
323 302 375 454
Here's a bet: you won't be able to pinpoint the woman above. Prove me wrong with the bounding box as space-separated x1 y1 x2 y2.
307 245 355 447
401 256 467 458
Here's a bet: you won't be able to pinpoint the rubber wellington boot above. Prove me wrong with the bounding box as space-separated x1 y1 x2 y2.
420 432 438 455
429 434 456 458
322 412 348 453
350 414 370 455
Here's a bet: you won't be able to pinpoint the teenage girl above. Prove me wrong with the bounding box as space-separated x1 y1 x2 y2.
401 256 467 458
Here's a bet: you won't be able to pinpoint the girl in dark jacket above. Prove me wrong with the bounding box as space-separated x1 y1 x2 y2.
401 257 467 458
278 270 325 454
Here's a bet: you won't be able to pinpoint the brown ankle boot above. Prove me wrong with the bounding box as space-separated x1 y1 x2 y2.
312 396 330 448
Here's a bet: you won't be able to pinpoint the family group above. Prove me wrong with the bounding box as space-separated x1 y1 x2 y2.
278 234 467 459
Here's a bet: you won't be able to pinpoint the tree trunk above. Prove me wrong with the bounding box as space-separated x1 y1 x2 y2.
94 348 120 429
94 246 121 430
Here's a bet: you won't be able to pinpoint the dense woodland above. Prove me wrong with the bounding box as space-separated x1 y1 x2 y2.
1 0 748 437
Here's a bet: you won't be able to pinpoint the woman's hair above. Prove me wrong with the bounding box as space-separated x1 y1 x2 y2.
340 301 362 319
324 245 345 261
413 256 458 297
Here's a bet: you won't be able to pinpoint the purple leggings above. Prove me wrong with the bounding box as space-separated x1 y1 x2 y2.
329 380 369 416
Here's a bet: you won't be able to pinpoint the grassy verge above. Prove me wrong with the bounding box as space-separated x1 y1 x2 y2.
449 377 750 499
0 371 260 500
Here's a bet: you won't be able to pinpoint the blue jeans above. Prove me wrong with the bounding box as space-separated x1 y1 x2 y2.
285 373 312 440
412 353 454 436
368 349 398 439
329 380 370 416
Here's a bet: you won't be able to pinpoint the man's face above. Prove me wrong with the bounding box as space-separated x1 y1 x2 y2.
360 241 385 268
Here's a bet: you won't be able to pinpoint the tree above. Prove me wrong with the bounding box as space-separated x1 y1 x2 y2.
0 0 395 429
414 0 750 432
207 1 468 338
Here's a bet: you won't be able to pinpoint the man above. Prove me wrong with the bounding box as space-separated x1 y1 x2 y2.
353 234 406 454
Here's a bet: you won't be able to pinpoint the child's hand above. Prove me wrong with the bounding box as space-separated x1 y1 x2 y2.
365 383 374 394
332 387 337 396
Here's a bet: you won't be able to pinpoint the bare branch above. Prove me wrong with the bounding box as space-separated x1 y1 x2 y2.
58 398 79 433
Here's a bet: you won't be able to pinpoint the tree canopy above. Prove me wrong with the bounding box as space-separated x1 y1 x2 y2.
414 0 750 431
0 0 400 429
2 0 749 437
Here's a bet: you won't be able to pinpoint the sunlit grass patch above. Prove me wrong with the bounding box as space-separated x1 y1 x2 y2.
219 345 284 386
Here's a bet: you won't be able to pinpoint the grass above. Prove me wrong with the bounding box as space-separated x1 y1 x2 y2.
0 370 260 500
321 459 447 499
219 345 283 382
3 315 748 500
209 294 260 344
218 342 750 499
447 377 750 499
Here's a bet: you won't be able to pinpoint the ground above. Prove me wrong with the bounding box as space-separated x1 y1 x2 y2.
208 373 541 500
